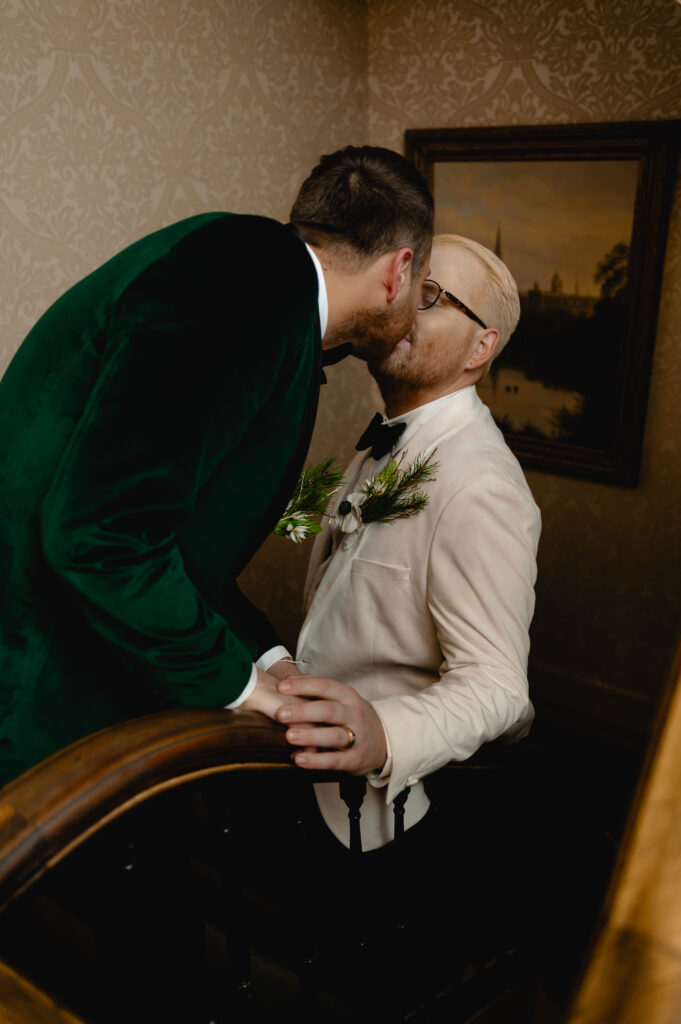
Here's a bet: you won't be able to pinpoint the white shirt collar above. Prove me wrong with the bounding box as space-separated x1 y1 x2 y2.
305 244 328 339
385 386 475 456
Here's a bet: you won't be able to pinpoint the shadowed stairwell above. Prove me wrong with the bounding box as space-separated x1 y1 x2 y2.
0 703 642 1023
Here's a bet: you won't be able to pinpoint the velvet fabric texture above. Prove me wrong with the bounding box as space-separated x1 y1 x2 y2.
0 213 320 783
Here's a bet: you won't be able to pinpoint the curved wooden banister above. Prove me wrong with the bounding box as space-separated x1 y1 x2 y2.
568 641 681 1024
0 958 85 1023
0 708 293 911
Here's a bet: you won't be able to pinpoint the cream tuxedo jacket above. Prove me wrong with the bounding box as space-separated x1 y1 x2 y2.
297 386 541 851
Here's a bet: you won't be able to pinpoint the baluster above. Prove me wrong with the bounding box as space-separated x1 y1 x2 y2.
339 778 385 1019
386 788 414 1021
392 788 410 843
390 787 412 938
340 776 367 855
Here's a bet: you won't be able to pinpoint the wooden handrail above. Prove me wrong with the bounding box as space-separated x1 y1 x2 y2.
0 708 292 911
567 641 681 1024
0 958 85 1023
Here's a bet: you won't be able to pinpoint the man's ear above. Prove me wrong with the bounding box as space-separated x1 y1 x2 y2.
384 248 414 302
467 329 500 370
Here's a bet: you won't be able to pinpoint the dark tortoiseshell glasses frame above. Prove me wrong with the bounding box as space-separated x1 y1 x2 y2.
418 278 487 329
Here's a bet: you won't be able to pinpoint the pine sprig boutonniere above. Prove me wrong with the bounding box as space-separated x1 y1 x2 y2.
332 450 439 535
273 456 344 543
362 450 438 523
274 450 439 542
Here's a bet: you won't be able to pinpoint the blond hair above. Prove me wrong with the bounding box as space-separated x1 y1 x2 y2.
432 233 520 356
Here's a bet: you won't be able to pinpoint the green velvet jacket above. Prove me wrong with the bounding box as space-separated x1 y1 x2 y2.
0 213 321 784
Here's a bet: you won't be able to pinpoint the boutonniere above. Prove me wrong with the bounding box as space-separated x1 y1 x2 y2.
274 451 438 542
331 450 439 536
273 457 344 543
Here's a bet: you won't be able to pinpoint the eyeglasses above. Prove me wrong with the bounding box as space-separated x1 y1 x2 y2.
418 279 487 329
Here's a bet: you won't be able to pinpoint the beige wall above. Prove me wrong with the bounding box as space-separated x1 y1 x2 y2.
0 0 372 646
368 0 681 731
3 0 681 733
0 0 369 368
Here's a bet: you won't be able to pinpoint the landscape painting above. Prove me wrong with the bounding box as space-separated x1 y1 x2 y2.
434 159 637 455
406 123 679 485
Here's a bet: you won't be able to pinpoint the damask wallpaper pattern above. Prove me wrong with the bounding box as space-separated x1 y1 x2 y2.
368 0 681 138
0 0 367 369
368 0 681 727
0 0 371 648
2 0 680 731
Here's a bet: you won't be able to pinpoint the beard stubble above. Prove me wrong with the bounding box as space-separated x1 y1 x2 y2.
324 294 415 366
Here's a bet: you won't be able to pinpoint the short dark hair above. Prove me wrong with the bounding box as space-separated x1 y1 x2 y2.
290 145 433 273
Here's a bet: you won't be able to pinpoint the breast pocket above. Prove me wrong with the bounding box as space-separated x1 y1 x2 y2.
350 558 411 583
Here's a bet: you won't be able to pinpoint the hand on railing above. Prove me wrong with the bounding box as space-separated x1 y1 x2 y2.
0 707 293 912
240 666 306 719
275 674 388 776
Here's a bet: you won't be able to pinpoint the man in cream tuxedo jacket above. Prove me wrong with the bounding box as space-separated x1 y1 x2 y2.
276 233 541 852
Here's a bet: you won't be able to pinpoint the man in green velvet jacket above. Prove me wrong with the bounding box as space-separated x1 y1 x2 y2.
0 146 433 783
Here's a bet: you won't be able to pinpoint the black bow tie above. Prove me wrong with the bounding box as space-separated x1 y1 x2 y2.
356 412 406 459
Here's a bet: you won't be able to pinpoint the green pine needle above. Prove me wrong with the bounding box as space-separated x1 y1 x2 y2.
274 456 345 540
275 449 439 541
360 450 438 525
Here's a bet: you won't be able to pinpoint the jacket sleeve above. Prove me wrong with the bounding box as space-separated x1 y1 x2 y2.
40 268 282 708
371 473 541 803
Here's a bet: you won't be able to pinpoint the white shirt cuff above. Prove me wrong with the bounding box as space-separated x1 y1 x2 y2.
255 645 294 672
366 728 393 788
225 647 295 710
224 662 258 709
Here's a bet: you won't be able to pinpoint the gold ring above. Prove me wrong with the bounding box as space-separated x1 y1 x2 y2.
341 725 356 750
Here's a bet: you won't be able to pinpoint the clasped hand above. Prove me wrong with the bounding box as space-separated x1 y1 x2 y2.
275 675 388 776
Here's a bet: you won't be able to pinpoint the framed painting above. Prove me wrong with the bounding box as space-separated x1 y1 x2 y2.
406 122 680 485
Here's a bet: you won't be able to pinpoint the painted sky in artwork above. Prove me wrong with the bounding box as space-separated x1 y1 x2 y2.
434 160 639 297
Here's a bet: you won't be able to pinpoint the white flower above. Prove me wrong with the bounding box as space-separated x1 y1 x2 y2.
286 522 309 543
331 491 364 533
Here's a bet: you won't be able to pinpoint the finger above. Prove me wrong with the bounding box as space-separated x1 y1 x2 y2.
291 749 361 772
278 676 356 703
285 725 353 749
276 699 342 725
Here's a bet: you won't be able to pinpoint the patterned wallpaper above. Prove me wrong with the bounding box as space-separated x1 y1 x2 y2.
0 0 371 647
0 0 367 370
368 0 681 729
2 0 681 731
